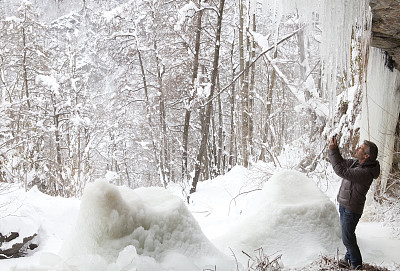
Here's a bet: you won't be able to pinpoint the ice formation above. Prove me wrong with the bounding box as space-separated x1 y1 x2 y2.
361 48 400 196
60 180 234 271
259 0 371 122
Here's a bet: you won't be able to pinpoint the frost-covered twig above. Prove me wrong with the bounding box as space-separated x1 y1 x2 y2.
229 247 240 271
228 188 262 216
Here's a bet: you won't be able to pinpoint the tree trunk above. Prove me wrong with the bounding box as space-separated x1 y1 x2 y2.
229 80 236 169
239 0 249 167
239 0 244 84
22 25 30 108
182 1 203 184
51 93 64 196
190 0 225 193
248 12 256 161
259 49 278 162
136 40 161 187
241 74 249 167
153 39 168 188
123 143 131 188
217 77 223 175
229 32 237 170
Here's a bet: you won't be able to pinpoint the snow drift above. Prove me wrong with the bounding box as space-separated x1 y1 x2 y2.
3 168 400 271
213 169 342 268
59 180 234 271
0 185 79 257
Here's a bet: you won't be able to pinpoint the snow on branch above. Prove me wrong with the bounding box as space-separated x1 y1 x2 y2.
262 52 328 118
175 1 199 31
206 27 304 105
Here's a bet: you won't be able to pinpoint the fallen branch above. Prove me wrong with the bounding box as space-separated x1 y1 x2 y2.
0 233 38 259
243 247 282 271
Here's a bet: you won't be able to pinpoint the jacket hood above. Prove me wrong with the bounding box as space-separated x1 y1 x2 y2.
363 160 380 179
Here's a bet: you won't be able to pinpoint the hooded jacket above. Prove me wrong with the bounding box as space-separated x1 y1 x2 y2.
328 147 380 215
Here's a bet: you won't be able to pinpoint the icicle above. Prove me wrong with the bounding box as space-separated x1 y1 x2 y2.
361 48 400 198
320 0 370 129
260 0 370 129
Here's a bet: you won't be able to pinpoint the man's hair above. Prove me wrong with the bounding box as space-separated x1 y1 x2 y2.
363 140 378 161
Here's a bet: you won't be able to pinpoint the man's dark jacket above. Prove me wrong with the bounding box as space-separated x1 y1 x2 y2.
328 147 380 215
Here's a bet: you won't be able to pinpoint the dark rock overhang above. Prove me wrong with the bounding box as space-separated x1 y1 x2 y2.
370 0 400 71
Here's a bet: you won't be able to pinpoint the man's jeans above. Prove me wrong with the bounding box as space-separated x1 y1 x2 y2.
339 204 362 267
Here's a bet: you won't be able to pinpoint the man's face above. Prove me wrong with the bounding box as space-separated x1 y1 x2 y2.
354 143 370 163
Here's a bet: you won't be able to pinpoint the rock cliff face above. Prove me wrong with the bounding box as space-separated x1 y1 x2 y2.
370 0 400 71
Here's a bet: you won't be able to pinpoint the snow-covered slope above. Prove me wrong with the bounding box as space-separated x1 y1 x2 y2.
1 166 399 270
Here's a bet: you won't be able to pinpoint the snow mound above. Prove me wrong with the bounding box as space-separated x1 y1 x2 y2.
0 185 79 254
215 169 341 268
60 180 234 271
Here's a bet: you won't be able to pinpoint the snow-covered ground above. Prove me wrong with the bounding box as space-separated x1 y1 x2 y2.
1 164 399 271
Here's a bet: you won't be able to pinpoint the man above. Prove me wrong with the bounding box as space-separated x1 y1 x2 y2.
328 136 380 270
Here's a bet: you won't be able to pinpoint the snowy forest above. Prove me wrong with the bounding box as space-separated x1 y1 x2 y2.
0 0 395 196
1 0 400 270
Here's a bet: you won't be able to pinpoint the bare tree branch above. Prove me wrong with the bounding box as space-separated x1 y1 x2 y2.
205 27 304 106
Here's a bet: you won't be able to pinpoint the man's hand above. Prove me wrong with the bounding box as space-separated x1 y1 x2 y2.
329 136 337 150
